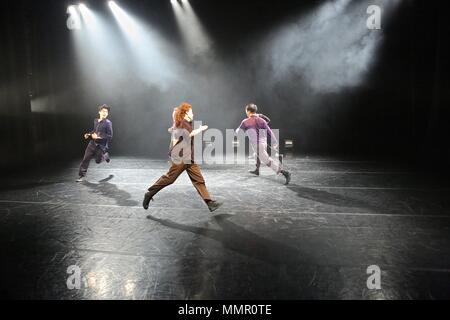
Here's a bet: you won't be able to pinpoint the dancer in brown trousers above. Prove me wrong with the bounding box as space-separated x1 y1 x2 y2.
143 102 223 212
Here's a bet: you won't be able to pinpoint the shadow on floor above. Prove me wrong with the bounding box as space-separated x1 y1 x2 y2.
83 175 139 207
146 213 324 299
286 183 386 213
146 213 312 267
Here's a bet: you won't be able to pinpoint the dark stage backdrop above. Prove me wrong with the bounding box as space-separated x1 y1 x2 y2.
0 0 449 171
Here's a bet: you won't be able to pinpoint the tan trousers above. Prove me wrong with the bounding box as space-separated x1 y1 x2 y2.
147 163 211 201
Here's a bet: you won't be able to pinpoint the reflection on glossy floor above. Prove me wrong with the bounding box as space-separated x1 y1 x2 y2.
1 157 450 299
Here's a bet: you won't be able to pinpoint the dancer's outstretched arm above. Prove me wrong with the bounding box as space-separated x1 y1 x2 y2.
235 120 246 135
190 125 208 137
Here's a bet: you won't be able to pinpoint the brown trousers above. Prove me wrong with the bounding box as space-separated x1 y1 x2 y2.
147 163 211 201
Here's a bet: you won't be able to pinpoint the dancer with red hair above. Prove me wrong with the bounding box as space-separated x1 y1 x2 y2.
143 102 223 213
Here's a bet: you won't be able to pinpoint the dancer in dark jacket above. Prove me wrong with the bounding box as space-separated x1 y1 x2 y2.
76 104 113 182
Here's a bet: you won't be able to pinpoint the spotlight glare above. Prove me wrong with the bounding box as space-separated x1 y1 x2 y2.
68 5 77 15
109 1 139 40
78 2 94 26
284 139 294 148
171 0 212 56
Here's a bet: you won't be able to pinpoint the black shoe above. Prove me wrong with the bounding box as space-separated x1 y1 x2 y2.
281 170 291 185
249 169 260 176
207 200 223 213
143 192 154 210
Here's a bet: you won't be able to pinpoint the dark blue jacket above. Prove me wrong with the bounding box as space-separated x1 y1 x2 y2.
90 119 113 151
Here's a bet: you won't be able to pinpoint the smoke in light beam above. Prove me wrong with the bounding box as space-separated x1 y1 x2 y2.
109 1 180 90
78 4 96 27
262 0 402 93
171 0 213 58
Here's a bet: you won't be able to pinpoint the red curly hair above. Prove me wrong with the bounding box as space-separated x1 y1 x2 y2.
174 102 192 127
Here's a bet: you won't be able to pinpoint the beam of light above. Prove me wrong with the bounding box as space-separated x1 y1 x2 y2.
76 1 121 65
171 0 212 57
261 0 403 94
109 1 180 91
69 2 134 104
171 0 184 21
109 1 140 41
78 3 95 26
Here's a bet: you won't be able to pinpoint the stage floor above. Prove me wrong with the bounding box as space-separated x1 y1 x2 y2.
1 156 450 299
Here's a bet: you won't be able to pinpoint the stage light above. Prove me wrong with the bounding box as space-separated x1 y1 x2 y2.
108 1 120 11
170 0 212 56
67 5 77 15
109 0 180 90
284 139 294 149
78 3 94 26
109 1 139 40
